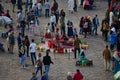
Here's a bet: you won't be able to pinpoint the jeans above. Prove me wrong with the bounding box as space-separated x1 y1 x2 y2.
45 9 49 17
30 52 36 66
74 4 77 12
35 66 42 76
74 48 80 59
110 44 114 51
38 9 42 17
26 46 29 57
44 65 50 80
79 27 83 34
93 24 98 35
90 24 93 34
20 54 26 68
51 22 55 32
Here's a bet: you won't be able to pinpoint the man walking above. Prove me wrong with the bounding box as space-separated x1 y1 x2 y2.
45 0 50 17
30 39 37 66
74 35 81 59
102 45 111 71
11 0 16 12
93 14 99 35
43 49 54 80
9 32 15 53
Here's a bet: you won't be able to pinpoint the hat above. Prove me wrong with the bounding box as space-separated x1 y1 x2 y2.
30 21 34 24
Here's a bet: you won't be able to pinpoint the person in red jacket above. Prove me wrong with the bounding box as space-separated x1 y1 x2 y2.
73 69 83 80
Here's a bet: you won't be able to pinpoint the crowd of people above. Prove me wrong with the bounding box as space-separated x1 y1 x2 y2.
101 0 120 75
0 0 120 80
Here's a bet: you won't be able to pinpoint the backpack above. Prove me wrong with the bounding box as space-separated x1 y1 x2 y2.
36 59 42 67
18 45 25 57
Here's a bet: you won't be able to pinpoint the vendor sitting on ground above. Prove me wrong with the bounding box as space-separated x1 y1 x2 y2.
79 49 86 61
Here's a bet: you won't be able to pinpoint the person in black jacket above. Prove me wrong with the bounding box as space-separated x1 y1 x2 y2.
117 29 120 51
52 0 58 13
43 49 53 80
11 0 16 12
17 0 22 11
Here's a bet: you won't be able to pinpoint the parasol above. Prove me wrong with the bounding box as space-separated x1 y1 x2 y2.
0 16 12 25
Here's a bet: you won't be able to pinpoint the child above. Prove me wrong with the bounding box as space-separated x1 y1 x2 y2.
73 28 78 39
46 23 52 33
67 72 72 80
30 72 37 80
34 17 39 35
35 53 43 76
41 71 47 80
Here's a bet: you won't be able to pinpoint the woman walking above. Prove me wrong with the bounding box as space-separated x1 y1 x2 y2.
35 53 43 76
19 41 27 68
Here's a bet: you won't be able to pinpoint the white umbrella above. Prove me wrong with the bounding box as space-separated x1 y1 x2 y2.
0 16 12 25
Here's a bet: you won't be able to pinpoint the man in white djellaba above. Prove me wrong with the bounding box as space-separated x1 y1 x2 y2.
109 11 114 27
32 0 37 8
68 0 74 13
78 0 81 7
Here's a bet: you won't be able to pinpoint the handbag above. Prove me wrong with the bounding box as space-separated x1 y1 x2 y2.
18 51 23 57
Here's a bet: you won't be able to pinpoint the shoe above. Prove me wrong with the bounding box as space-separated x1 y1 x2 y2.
23 66 26 68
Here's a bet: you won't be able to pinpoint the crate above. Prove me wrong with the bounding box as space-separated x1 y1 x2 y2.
76 59 93 66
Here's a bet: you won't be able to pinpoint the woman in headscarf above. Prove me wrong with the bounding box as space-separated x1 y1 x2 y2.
112 50 120 74
67 20 73 37
68 0 74 13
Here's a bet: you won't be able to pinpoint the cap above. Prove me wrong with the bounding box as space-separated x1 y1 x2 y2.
30 21 34 24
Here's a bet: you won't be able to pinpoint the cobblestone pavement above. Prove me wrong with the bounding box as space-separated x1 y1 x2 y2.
0 0 114 80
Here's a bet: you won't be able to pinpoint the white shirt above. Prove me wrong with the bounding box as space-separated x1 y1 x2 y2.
30 43 36 53
111 27 116 33
50 15 56 23
37 3 42 10
37 56 43 62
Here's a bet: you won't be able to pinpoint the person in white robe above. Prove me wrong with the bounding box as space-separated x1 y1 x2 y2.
32 0 37 8
78 0 81 7
109 11 114 27
68 0 74 13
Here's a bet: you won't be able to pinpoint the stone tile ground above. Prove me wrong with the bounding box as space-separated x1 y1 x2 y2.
0 0 114 80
